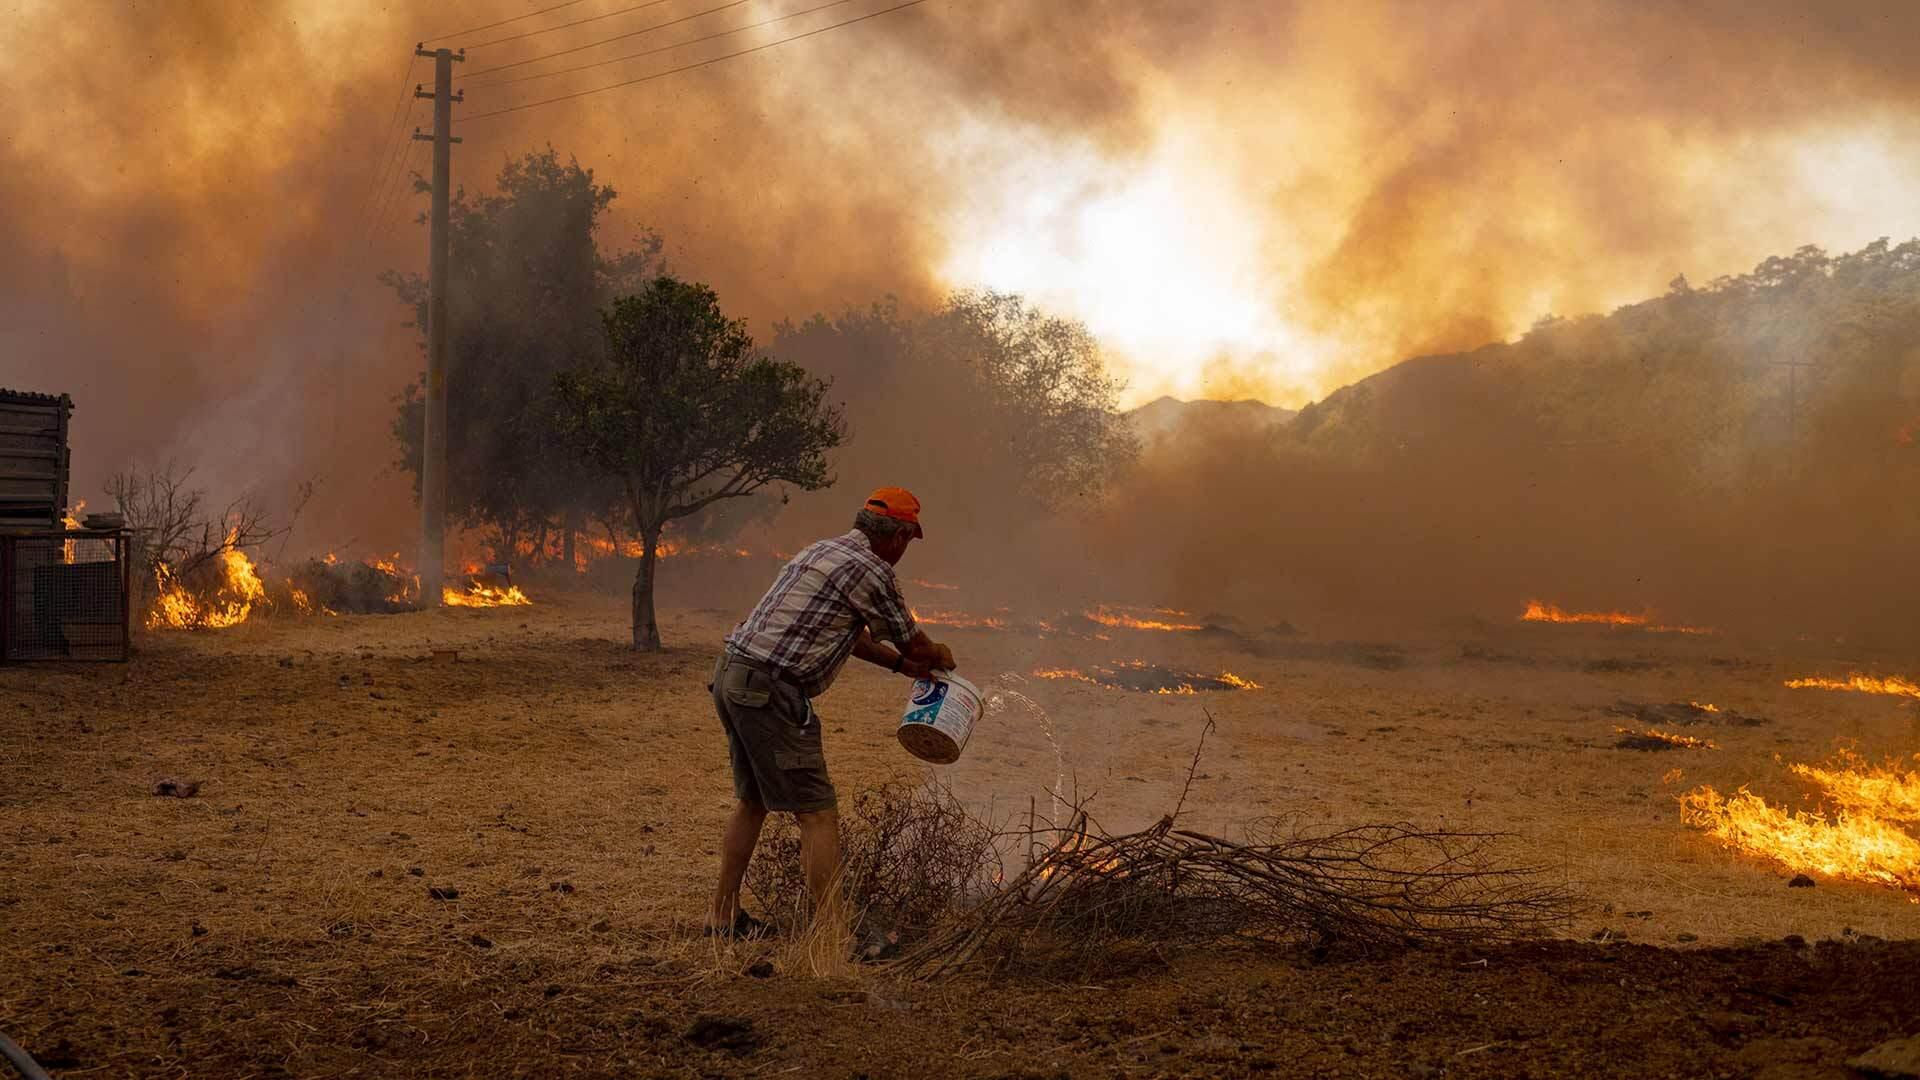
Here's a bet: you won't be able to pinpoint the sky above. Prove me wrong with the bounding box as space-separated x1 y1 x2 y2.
4 0 1920 535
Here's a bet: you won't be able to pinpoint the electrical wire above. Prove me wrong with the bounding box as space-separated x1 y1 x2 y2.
421 0 595 44
462 0 858 90
461 0 751 81
464 0 679 50
463 0 929 121
361 100 425 248
367 136 430 251
351 52 420 243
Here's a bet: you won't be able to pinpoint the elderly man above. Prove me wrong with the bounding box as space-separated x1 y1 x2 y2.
706 487 957 938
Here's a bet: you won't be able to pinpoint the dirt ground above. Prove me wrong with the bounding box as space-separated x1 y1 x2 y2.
4 587 1918 1078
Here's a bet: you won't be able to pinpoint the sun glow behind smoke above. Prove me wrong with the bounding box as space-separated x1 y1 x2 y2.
939 130 1329 407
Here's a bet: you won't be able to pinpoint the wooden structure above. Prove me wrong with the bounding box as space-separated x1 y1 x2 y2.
0 388 71 532
0 389 131 662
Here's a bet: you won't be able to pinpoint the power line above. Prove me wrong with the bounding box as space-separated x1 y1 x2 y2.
463 0 858 90
362 98 426 248
351 52 421 242
462 0 751 82
362 94 427 245
367 132 429 252
421 0 595 44
463 0 929 121
464 0 679 50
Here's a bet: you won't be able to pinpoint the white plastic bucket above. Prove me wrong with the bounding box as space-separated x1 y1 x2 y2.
896 671 983 764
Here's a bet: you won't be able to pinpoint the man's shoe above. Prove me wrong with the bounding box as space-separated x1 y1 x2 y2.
703 910 775 939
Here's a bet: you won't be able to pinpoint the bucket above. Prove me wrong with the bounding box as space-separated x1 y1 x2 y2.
896 671 983 764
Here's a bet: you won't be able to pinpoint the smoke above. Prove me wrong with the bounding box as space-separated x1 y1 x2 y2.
4 0 1920 614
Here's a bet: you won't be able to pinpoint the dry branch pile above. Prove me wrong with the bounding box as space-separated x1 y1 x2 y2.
889 810 1579 979
747 725 1577 978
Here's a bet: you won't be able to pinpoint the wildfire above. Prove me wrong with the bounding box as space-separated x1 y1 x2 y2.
1520 599 1713 634
1681 751 1920 896
1783 673 1920 701
1690 701 1721 713
443 581 532 608
147 533 267 630
917 609 1009 630
1522 600 1646 627
60 499 85 563
1614 726 1718 750
1032 660 1258 694
912 578 961 591
1084 605 1204 632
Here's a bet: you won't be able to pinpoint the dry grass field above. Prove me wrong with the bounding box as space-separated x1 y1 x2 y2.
4 588 1917 1077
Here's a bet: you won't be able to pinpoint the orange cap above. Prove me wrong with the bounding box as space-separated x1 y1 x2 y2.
864 487 924 539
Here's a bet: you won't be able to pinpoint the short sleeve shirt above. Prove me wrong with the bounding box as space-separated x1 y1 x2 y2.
723 531 920 697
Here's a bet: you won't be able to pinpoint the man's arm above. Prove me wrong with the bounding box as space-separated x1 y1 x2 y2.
852 627 955 678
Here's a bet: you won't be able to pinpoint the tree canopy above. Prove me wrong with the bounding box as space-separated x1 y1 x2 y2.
554 276 845 650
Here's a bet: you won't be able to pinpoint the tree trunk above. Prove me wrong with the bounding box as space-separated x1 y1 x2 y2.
632 526 663 651
561 508 577 572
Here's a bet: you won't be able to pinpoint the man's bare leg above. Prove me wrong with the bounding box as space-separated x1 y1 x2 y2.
707 797 768 929
795 807 843 928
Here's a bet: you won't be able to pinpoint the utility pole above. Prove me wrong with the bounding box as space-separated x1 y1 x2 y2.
412 45 462 606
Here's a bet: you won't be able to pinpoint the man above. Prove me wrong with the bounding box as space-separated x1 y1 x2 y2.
706 487 957 937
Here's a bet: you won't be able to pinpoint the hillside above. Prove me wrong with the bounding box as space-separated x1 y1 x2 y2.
1126 395 1295 446
1284 241 1920 481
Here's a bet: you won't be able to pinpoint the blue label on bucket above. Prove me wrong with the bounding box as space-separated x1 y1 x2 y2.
902 704 941 726
910 679 948 707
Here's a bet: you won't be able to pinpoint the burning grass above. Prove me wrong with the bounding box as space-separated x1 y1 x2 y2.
1032 660 1259 694
1681 750 1920 897
1520 599 1713 635
1783 673 1920 701
1613 726 1717 751
443 581 532 608
146 547 535 628
1082 605 1204 632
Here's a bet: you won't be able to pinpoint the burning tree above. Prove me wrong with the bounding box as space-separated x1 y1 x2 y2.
386 149 661 567
554 276 845 650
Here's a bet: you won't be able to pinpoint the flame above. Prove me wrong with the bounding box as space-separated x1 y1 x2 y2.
443 581 532 608
1615 726 1718 750
912 578 961 591
1083 605 1204 632
1789 751 1920 822
1681 751 1920 896
60 499 86 563
146 532 266 630
1783 673 1920 701
367 554 421 605
1031 660 1259 693
1521 599 1647 627
1520 599 1713 634
1689 701 1721 713
322 551 340 566
917 609 1009 630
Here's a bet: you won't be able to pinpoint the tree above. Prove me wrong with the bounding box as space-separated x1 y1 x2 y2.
768 292 1137 542
555 276 846 650
385 148 663 568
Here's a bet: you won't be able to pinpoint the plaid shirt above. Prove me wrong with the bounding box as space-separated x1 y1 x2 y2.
724 530 920 697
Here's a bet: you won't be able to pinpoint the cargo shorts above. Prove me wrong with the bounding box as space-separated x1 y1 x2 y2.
710 651 837 813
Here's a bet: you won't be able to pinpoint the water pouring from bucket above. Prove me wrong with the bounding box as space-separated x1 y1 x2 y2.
897 670 984 764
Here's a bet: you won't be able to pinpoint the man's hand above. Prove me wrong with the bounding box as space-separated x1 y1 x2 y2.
931 642 956 672
898 655 937 680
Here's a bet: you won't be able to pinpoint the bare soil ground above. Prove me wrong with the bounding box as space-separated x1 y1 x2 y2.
4 589 1917 1078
